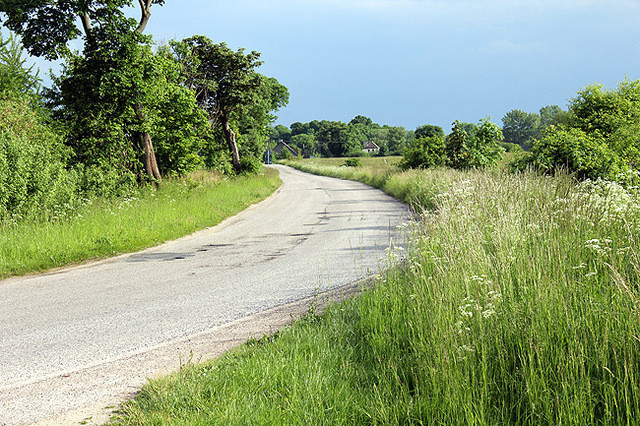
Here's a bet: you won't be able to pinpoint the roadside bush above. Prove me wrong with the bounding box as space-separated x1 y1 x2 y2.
513 79 640 182
514 127 625 180
446 119 504 169
400 136 446 170
343 158 362 167
0 98 78 219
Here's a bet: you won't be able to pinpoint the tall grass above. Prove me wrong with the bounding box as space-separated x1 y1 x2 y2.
114 165 640 424
0 168 281 279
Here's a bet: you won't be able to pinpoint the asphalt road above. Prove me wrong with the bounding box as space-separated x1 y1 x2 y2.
0 165 409 425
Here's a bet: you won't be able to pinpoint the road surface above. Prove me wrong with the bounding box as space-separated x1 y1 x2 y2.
0 165 408 424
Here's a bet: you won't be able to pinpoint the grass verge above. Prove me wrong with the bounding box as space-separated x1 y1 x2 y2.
113 162 640 424
0 168 281 279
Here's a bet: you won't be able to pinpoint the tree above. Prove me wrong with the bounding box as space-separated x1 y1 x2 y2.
317 120 350 156
414 124 444 140
173 36 266 173
501 109 540 150
1 0 166 183
349 115 373 126
468 118 504 168
236 75 289 171
400 136 446 170
289 133 317 157
272 124 292 142
0 32 40 100
446 118 504 169
515 79 640 181
446 120 470 169
539 105 568 129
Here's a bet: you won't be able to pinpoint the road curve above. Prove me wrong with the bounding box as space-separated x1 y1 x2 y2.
0 165 409 424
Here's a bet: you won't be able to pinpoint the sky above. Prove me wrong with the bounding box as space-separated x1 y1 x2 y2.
11 0 640 132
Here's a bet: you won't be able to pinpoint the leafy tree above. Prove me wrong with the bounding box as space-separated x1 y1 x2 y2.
236 75 289 170
173 36 267 173
400 136 446 170
0 32 40 100
1 0 166 182
414 124 444 140
539 105 568 129
0 98 78 217
516 79 640 181
349 115 373 126
289 133 317 157
272 124 292 142
468 118 504 168
446 120 470 169
369 125 406 156
446 119 504 169
501 109 540 150
317 120 350 156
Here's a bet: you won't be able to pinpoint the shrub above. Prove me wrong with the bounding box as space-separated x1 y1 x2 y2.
343 158 362 167
400 136 446 170
0 99 78 219
513 79 640 182
519 127 624 180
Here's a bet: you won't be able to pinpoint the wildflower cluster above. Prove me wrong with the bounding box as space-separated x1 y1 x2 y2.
454 275 502 360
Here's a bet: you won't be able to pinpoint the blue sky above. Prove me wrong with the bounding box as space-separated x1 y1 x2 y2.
15 0 640 131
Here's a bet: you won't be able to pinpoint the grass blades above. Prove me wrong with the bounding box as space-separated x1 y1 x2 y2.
0 168 281 279
114 161 640 425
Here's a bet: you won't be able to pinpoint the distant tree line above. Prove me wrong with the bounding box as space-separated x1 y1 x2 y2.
269 115 413 157
0 1 288 218
400 119 504 170
501 105 569 151
511 80 640 181
399 79 640 183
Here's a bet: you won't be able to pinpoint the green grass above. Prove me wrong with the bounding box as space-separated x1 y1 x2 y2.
0 168 281 279
113 163 640 425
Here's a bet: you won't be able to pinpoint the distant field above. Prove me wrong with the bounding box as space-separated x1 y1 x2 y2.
300 156 402 169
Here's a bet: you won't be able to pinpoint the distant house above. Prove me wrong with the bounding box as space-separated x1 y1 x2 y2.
274 141 298 157
363 141 380 155
265 140 299 163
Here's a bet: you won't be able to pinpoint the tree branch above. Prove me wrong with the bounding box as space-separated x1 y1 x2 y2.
80 13 96 48
136 0 153 33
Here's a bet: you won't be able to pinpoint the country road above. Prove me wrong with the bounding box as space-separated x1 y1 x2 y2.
0 165 409 425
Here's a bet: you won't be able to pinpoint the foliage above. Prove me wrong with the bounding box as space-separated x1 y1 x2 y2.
445 120 470 169
1 0 170 182
172 36 288 173
514 79 640 182
289 133 317 157
414 124 444 140
500 141 523 153
501 109 540 150
0 0 165 60
513 127 625 180
400 135 446 170
48 39 207 186
343 158 362 167
0 98 78 219
282 117 410 157
0 32 40 100
445 119 504 170
539 104 569 129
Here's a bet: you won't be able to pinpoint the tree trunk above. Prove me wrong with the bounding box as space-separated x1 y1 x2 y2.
221 113 241 173
134 103 162 185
